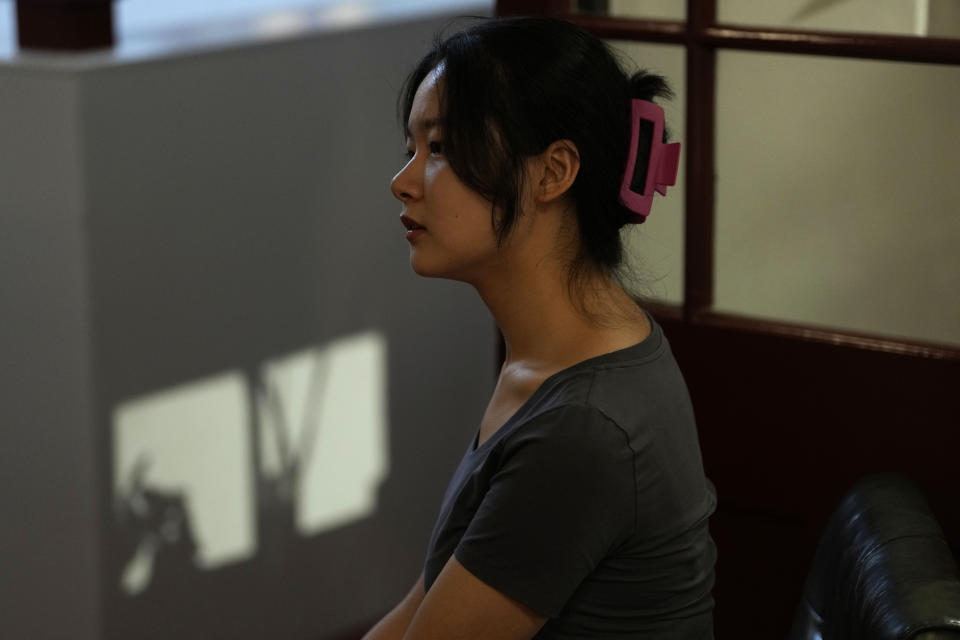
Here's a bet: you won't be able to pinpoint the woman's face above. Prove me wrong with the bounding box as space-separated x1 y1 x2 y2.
390 68 502 283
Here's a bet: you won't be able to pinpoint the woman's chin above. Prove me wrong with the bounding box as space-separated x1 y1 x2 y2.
410 256 472 283
409 255 444 279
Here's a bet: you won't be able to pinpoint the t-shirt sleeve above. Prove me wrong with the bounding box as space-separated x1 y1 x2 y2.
453 404 636 618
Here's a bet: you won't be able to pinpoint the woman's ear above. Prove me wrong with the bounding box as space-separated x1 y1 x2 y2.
535 139 580 204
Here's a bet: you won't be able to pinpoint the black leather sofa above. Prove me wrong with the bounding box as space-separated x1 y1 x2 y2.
789 474 960 640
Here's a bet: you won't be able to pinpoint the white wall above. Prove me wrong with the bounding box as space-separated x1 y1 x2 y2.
0 4 495 639
0 70 100 640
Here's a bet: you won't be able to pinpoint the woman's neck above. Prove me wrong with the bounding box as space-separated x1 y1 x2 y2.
474 260 649 372
464 197 650 372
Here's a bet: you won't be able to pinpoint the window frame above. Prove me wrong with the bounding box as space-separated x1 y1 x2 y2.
498 0 960 361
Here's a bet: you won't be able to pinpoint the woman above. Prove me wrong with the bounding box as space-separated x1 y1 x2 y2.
365 16 716 640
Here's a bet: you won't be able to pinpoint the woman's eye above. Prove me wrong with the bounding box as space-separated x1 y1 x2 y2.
428 140 444 155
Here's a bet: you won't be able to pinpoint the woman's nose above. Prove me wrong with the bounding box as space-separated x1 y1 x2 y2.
391 158 421 202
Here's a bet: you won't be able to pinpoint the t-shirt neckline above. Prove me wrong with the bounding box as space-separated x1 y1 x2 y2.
470 312 665 453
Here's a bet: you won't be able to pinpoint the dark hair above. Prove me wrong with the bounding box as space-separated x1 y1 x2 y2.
399 16 673 280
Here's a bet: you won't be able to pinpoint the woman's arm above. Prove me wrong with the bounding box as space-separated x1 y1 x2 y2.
402 556 546 640
361 572 426 640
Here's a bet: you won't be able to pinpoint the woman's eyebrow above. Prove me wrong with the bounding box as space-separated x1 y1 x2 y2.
405 116 445 137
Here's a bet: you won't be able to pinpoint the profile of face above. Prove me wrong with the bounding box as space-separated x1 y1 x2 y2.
390 68 503 283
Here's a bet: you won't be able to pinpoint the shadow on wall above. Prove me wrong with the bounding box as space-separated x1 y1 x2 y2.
107 332 402 639
112 331 388 598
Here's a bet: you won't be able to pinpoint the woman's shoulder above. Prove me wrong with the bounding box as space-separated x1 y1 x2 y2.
504 334 696 451
529 321 678 411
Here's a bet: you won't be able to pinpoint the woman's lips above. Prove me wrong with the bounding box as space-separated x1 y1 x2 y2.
400 214 426 241
400 214 425 230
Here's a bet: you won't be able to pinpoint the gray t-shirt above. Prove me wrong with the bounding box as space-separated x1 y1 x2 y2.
424 317 716 639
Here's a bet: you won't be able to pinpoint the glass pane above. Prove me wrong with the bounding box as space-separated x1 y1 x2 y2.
718 0 960 39
0 0 13 57
608 41 686 305
715 51 960 346
116 0 493 37
575 0 685 21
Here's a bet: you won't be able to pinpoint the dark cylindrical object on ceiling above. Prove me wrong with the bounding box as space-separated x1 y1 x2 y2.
16 0 115 51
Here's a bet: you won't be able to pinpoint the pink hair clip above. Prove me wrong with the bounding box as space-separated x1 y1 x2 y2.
619 99 681 223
